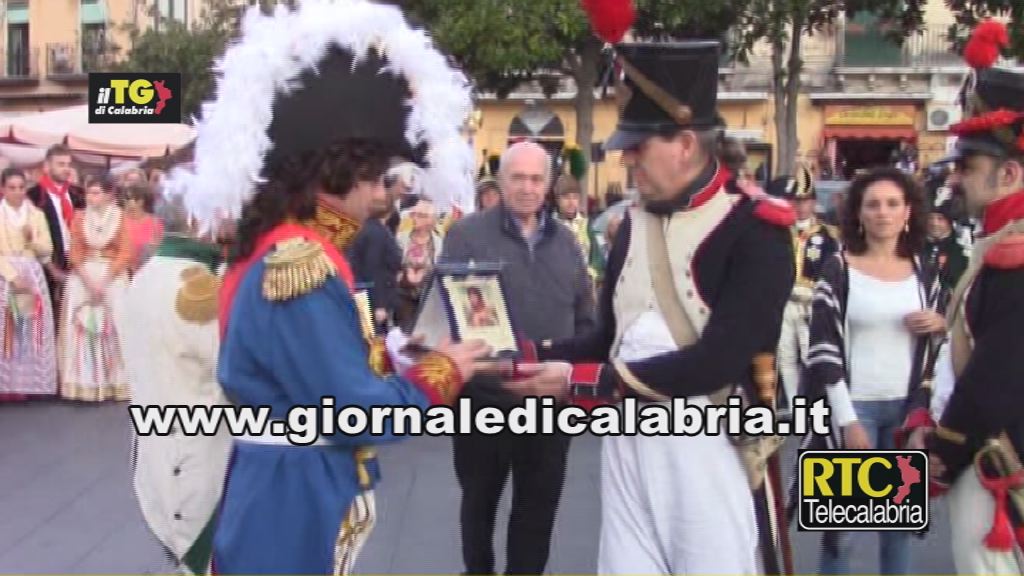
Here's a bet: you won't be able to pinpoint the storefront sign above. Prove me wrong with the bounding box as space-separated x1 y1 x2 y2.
824 105 916 126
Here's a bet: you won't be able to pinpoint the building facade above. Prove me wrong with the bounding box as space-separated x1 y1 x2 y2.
0 0 254 114
471 0 1016 205
2 0 1014 204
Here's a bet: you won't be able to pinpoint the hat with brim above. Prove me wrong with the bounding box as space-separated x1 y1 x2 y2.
605 115 726 152
949 48 1024 163
603 42 723 152
605 128 653 152
950 133 1017 161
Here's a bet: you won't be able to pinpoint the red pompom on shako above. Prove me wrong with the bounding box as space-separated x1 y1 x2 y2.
580 0 635 44
964 20 1009 69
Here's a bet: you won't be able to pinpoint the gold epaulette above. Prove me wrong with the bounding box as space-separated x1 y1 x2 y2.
263 238 336 301
176 266 221 324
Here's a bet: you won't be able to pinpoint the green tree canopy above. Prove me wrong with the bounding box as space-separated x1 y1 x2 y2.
947 0 1024 58
114 0 239 123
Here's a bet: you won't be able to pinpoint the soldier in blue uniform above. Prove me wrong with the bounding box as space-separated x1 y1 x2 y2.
161 2 487 574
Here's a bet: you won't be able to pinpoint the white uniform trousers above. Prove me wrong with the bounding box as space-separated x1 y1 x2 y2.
597 399 759 575
949 469 1023 575
777 298 810 411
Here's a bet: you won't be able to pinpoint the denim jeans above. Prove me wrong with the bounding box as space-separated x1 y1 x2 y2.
818 399 913 575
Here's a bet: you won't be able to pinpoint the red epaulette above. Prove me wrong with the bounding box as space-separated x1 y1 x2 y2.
736 181 796 227
984 233 1024 269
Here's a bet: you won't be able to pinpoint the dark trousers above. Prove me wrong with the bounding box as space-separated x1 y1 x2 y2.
453 430 572 575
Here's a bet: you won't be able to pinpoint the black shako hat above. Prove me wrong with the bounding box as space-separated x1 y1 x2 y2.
952 67 1024 159
605 41 723 151
949 20 1024 161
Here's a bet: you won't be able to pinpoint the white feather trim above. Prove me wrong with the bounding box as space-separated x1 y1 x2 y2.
165 0 475 233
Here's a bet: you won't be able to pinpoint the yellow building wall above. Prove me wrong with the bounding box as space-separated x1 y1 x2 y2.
794 96 827 171
474 97 774 204
29 0 78 61
106 0 138 61
472 98 627 204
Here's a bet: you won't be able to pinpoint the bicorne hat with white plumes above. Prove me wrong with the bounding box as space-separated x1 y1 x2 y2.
163 0 475 233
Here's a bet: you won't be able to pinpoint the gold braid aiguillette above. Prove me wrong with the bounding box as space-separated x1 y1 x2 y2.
263 238 337 301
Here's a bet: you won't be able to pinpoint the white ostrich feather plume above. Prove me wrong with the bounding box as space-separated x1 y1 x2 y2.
164 0 476 233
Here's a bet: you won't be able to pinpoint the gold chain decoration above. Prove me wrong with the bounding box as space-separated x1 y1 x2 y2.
263 238 337 301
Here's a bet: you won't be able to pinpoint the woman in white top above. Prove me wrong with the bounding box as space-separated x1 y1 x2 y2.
806 168 948 574
0 168 57 401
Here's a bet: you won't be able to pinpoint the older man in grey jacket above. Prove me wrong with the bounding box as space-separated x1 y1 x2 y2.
441 141 595 576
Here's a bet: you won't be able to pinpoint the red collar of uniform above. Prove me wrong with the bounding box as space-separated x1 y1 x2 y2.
983 189 1024 235
644 163 731 216
686 164 731 210
219 221 355 338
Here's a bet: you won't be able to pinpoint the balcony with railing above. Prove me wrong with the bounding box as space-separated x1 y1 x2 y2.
46 42 117 82
839 21 962 70
0 47 41 85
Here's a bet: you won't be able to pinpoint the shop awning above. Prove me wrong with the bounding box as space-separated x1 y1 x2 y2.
0 105 194 157
822 126 917 140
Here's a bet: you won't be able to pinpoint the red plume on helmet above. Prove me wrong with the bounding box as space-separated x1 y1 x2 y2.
964 20 1009 69
579 0 636 44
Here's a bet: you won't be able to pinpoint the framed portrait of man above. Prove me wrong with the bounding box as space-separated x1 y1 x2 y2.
410 263 519 359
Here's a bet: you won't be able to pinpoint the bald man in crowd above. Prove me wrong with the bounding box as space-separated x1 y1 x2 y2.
439 141 595 575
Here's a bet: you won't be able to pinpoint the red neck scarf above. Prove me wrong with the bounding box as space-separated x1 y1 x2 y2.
983 190 1024 236
219 222 355 338
38 173 75 229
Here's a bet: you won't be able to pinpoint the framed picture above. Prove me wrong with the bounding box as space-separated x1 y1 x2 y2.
410 263 519 359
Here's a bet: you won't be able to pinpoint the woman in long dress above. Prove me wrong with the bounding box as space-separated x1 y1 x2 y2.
0 168 57 401
59 174 133 401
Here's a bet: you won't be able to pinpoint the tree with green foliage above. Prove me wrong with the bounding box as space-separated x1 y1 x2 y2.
729 0 926 176
400 0 738 159
403 0 929 180
113 0 240 123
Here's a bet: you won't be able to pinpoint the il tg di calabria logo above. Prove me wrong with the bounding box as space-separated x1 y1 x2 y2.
88 73 182 124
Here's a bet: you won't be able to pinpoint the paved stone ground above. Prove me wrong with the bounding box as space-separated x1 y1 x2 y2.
0 400 955 574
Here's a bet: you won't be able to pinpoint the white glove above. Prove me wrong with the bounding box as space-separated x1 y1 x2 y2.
791 285 814 303
385 327 417 375
931 343 954 423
